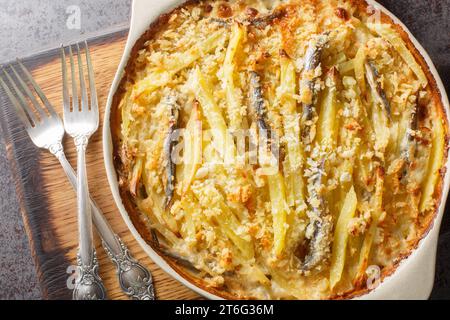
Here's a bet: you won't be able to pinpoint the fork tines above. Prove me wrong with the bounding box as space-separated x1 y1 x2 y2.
0 41 97 129
60 41 98 115
0 60 59 129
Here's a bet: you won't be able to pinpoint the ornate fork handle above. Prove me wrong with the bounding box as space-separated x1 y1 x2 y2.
50 142 155 300
73 250 106 300
73 135 107 300
103 237 155 300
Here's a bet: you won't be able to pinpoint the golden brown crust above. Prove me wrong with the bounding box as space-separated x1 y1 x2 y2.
110 0 448 299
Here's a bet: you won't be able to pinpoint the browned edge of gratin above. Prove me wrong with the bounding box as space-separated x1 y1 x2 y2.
109 0 449 300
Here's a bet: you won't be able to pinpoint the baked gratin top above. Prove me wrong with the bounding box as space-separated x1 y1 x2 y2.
111 0 448 299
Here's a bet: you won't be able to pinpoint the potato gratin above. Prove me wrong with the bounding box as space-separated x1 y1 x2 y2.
111 0 448 299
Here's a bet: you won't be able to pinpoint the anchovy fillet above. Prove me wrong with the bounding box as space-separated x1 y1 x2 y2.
249 71 270 132
164 95 180 210
365 61 392 119
400 95 419 183
210 9 285 29
249 71 278 162
209 18 232 28
246 10 286 28
149 235 200 272
301 33 329 144
296 33 331 271
301 161 332 272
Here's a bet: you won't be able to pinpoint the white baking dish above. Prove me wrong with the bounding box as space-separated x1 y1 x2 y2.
103 0 450 300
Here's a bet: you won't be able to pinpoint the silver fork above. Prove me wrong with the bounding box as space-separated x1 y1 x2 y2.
0 46 155 300
61 43 106 300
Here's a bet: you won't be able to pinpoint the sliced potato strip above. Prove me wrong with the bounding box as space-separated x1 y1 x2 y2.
182 104 203 194
317 70 339 149
419 117 446 212
267 172 289 257
330 186 358 289
338 59 355 74
180 192 198 246
191 68 236 163
279 54 306 209
190 182 254 259
222 23 246 130
354 45 366 94
354 168 384 285
215 199 254 259
367 23 428 87
133 31 224 98
371 95 390 153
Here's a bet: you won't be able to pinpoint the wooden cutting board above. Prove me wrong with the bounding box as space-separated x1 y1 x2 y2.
0 30 201 300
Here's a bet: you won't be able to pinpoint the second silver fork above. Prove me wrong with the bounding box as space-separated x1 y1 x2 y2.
61 43 106 300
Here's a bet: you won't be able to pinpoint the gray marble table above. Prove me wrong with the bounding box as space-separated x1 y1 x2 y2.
0 0 448 300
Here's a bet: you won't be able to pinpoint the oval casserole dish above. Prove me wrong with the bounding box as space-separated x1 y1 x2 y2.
105 0 450 299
